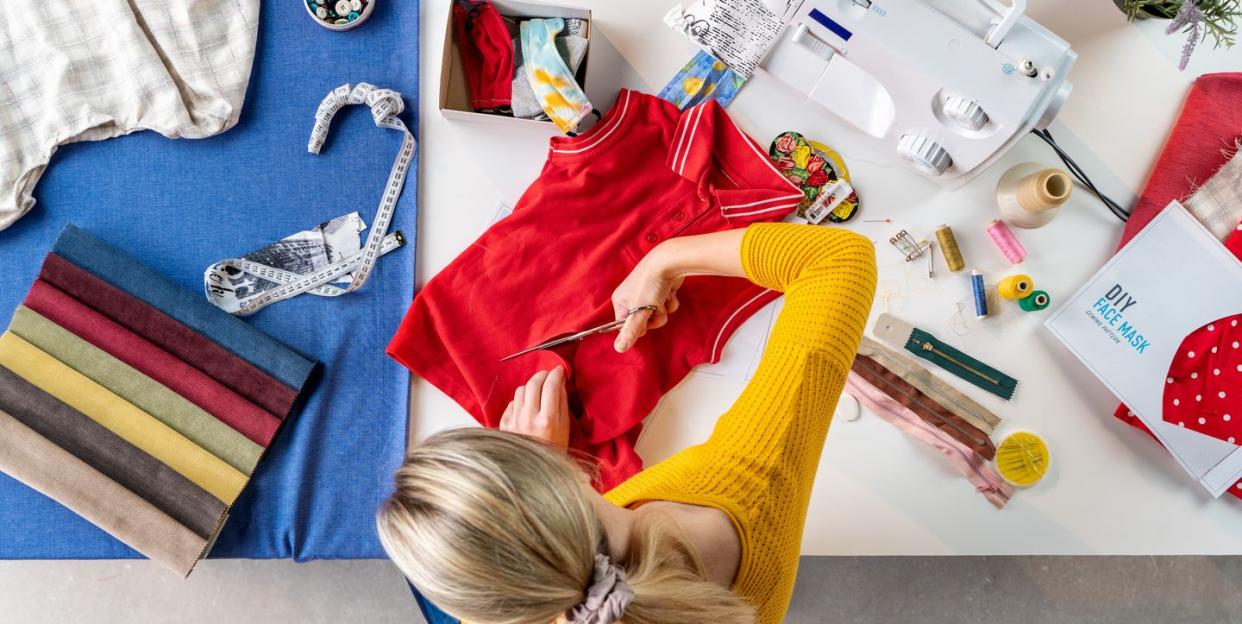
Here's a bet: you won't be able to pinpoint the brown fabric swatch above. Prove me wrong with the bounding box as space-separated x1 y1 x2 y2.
0 364 227 539
39 253 298 417
0 407 208 576
857 337 1001 435
852 354 996 459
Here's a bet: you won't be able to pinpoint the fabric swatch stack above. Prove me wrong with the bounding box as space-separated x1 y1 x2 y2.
0 226 317 576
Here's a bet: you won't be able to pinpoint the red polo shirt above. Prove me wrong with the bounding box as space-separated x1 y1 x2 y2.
388 90 802 488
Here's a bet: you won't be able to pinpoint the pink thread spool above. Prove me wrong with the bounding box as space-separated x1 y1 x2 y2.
986 219 1026 264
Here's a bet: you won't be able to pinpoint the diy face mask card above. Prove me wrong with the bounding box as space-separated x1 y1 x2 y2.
1046 202 1242 497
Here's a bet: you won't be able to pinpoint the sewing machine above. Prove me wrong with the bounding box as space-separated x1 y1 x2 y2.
761 0 1076 187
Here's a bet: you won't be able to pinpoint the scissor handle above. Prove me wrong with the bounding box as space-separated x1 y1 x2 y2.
590 305 660 336
624 304 658 319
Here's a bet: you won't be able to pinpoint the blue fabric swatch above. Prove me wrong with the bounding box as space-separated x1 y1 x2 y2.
0 0 418 560
52 225 317 389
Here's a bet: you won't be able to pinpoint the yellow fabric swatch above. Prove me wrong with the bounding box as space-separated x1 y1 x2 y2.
0 332 247 503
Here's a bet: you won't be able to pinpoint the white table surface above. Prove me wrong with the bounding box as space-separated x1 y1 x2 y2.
412 0 1242 555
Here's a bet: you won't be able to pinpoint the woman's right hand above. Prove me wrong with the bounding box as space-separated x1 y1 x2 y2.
610 244 683 353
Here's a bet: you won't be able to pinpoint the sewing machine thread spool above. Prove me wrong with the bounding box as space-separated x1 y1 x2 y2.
970 269 988 319
1019 290 1051 311
986 219 1026 264
934 224 965 272
997 162 1073 228
998 274 1033 300
995 431 1050 487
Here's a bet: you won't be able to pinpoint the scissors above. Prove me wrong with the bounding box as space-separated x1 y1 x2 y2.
500 305 658 362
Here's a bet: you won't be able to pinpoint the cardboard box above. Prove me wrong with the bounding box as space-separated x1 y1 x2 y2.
439 0 592 127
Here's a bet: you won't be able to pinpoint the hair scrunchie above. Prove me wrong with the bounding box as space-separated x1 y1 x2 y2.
567 553 635 624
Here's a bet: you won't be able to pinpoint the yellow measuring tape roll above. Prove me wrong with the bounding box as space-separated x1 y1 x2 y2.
997 274 1034 300
995 431 1050 487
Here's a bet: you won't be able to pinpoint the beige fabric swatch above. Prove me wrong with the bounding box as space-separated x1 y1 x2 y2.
1184 150 1242 242
0 407 208 576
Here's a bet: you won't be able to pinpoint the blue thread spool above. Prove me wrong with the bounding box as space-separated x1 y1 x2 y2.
970 269 988 319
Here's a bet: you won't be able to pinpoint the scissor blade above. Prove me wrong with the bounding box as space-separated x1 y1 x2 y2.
499 319 628 362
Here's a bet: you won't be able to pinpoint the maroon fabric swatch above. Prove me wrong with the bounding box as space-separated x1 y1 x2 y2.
24 279 281 447
39 253 297 417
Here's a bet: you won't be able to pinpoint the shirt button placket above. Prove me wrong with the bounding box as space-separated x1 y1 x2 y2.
645 233 659 244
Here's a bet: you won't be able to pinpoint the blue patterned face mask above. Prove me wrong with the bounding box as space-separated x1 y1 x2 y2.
658 50 746 110
520 18 593 134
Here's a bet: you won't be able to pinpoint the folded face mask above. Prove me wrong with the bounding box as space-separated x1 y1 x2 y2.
658 50 746 110
511 33 589 120
520 18 593 134
453 0 513 112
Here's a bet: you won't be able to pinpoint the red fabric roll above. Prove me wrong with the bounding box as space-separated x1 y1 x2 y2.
24 280 281 447
452 0 513 111
1119 73 1242 247
39 253 298 418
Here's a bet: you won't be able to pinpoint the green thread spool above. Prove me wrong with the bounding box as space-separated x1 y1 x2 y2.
1019 290 1051 311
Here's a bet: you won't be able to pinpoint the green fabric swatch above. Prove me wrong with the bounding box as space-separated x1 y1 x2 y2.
9 306 262 474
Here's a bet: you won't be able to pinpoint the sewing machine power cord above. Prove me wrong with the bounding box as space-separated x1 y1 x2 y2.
1031 128 1130 222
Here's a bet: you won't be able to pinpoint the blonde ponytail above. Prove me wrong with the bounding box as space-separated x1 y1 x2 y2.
377 428 755 624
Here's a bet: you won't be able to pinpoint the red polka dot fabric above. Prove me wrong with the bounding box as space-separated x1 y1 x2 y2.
1162 315 1242 441
1113 220 1242 499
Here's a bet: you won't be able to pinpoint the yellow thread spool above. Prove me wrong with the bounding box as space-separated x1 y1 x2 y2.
995 431 1050 487
935 225 965 273
997 274 1034 300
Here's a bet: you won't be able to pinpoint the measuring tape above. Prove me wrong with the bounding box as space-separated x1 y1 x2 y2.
205 83 414 316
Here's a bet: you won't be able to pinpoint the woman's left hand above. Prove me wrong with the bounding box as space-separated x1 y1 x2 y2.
499 366 571 448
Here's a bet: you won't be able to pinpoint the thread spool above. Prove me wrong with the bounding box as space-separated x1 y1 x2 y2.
934 225 965 273
995 431 1050 487
1019 290 1051 312
998 274 1034 300
986 219 1027 264
997 162 1072 228
970 269 988 319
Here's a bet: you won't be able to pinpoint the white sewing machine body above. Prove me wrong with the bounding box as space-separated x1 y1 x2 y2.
761 0 1076 188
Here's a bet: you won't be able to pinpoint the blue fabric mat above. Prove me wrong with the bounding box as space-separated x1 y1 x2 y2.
0 1 418 560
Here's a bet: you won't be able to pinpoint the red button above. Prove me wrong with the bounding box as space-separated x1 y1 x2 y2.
672 210 686 220
645 233 659 243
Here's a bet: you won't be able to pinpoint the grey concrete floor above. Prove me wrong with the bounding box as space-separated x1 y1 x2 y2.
3 557 1241 623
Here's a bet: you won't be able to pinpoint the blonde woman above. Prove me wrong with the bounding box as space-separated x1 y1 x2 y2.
379 223 877 624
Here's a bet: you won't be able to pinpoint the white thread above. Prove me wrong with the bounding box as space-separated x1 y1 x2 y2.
724 201 800 218
676 103 706 176
721 195 801 211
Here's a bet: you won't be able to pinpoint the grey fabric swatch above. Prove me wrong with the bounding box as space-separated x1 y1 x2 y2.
0 364 227 539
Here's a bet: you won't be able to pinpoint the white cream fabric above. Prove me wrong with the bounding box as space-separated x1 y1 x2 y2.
1185 148 1242 242
0 0 260 231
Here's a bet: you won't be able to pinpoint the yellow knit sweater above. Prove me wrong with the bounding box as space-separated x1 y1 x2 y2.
605 223 877 624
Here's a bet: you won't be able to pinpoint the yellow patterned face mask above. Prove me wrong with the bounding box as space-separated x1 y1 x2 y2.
520 18 592 134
